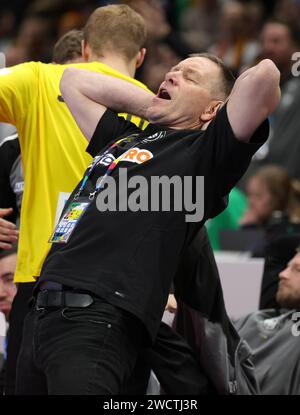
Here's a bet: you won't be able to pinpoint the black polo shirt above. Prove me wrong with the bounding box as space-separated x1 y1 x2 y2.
39 104 269 342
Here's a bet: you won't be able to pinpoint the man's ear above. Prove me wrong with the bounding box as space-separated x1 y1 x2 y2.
200 100 223 123
82 39 90 62
136 48 146 69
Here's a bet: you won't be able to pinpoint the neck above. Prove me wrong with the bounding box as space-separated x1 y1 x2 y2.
88 53 135 78
170 118 205 131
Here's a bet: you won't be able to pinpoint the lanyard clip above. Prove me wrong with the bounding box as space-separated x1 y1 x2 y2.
74 192 80 200
89 191 97 201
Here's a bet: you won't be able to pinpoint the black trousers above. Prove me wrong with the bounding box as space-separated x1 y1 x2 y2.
16 299 144 395
5 282 35 395
7 283 212 395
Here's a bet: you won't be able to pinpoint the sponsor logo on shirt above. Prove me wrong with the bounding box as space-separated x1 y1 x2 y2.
90 148 153 168
141 131 167 144
120 148 153 164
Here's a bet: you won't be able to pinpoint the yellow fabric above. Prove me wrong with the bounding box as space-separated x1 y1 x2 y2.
0 61 150 283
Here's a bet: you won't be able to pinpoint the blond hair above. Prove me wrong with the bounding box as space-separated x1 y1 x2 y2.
84 4 146 62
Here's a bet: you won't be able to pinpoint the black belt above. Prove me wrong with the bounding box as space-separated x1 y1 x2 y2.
35 289 94 309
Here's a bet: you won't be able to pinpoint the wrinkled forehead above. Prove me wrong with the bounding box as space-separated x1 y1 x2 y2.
173 57 220 75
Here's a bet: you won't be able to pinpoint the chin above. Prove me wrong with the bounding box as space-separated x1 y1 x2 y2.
277 293 298 309
0 311 9 321
147 108 163 124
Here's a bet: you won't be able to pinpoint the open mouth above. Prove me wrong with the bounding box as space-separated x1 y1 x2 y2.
157 89 171 100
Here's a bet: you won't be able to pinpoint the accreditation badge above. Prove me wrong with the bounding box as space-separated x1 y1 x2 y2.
49 199 90 244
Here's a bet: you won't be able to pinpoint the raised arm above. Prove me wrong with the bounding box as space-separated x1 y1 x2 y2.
227 59 281 142
60 68 154 141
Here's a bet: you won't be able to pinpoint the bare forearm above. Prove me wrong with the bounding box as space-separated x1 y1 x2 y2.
60 68 154 119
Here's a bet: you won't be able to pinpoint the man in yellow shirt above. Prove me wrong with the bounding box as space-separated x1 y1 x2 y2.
0 4 150 394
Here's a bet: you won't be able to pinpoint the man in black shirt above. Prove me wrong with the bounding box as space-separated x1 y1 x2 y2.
15 54 280 394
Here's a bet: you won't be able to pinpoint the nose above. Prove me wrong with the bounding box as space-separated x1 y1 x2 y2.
279 266 289 281
165 71 179 86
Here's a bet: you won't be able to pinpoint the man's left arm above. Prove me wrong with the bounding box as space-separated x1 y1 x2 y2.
227 59 281 142
60 69 154 141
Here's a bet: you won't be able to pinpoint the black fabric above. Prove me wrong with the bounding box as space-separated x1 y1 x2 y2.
123 320 214 395
145 321 214 394
172 229 260 395
38 105 269 342
15 301 145 395
0 359 5 395
173 226 234 346
5 281 35 395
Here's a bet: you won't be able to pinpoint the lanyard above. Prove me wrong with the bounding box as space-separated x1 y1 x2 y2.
74 135 138 201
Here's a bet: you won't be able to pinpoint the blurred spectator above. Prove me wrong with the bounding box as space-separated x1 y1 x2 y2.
240 19 300 185
120 0 194 92
179 0 222 52
120 0 191 54
206 188 247 251
209 0 261 75
0 9 16 52
273 0 300 28
240 165 300 255
0 247 17 321
260 18 299 81
0 245 17 395
5 15 54 66
235 246 300 395
241 165 300 227
56 11 87 39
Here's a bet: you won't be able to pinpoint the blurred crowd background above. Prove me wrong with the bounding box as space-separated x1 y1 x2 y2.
0 0 299 89
2 0 300 254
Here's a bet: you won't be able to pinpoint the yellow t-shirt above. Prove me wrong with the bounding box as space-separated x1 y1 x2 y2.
0 61 150 283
